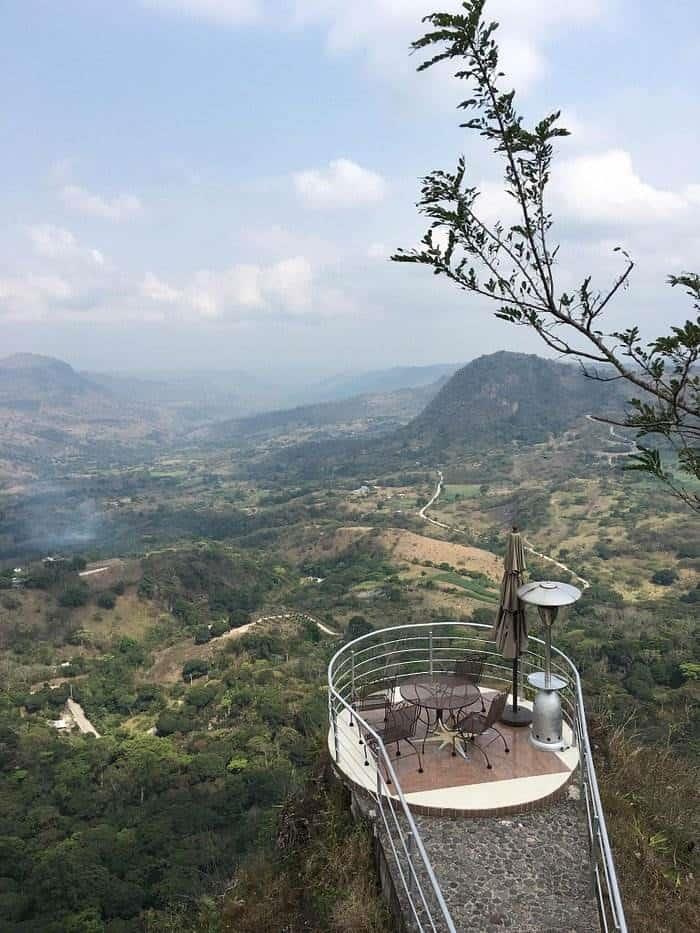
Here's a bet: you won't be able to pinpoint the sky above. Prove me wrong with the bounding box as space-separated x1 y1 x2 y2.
1 0 698 373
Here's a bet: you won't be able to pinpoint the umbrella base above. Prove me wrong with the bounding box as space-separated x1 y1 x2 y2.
501 704 533 727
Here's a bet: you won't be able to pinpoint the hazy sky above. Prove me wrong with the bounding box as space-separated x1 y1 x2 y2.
2 1 698 373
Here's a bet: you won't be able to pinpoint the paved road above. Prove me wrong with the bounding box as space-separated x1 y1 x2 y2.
418 469 450 530
585 415 636 466
66 698 100 737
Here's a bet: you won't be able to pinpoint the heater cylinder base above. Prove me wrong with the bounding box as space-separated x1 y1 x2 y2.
527 672 568 753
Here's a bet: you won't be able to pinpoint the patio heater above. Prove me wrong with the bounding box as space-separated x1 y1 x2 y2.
517 581 581 752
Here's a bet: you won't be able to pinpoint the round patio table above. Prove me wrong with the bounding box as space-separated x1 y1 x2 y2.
400 674 480 731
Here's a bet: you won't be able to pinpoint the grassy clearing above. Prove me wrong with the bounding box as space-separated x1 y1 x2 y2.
434 571 499 603
442 483 480 501
78 592 160 641
351 580 386 592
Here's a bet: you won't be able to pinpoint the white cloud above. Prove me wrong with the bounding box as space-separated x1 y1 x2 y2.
0 274 72 320
189 264 263 317
140 256 315 318
293 0 605 95
265 256 313 311
294 158 386 209
141 273 182 303
139 1 605 98
553 149 691 225
28 224 105 266
141 0 262 25
61 185 142 221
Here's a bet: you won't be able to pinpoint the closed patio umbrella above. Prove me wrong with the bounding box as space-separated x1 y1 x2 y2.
492 527 531 726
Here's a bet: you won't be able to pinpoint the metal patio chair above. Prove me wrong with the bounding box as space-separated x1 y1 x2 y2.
454 654 486 712
452 690 510 769
365 702 424 780
351 672 398 736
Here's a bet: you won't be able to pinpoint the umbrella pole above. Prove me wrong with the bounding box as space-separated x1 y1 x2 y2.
502 653 532 726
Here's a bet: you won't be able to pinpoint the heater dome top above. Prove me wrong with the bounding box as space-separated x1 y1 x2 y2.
517 580 582 608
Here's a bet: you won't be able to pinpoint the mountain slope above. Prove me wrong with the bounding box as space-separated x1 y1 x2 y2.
402 351 626 450
200 381 443 444
0 355 171 483
0 353 98 405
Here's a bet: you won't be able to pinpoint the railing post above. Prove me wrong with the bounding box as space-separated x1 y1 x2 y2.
349 650 356 727
406 831 415 895
429 627 433 678
331 703 340 763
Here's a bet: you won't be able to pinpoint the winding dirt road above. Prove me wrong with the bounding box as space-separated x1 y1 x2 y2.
418 471 591 590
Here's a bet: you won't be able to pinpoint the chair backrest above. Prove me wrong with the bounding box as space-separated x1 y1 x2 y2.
455 654 485 685
358 671 397 698
484 690 509 728
382 703 419 744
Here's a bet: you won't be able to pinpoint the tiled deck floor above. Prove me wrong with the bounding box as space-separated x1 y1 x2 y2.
330 689 578 814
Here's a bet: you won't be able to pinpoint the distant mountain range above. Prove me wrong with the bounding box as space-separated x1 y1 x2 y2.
200 382 444 445
84 361 461 416
0 351 629 486
296 363 460 404
246 351 629 480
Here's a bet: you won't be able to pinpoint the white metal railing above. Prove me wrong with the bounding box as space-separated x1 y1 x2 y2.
327 622 627 933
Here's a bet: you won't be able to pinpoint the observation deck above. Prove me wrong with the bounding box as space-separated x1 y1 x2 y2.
327 622 627 933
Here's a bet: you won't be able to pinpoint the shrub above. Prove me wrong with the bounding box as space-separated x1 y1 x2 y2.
471 607 494 626
194 625 212 645
228 609 251 629
156 710 196 736
345 616 373 641
96 592 116 610
676 541 700 559
182 659 209 681
210 619 229 638
58 582 89 608
651 568 678 586
186 682 218 709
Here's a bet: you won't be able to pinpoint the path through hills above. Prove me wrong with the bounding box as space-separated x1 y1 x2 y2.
147 611 338 684
418 471 590 589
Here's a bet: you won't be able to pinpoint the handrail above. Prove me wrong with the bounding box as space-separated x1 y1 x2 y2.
327 621 627 933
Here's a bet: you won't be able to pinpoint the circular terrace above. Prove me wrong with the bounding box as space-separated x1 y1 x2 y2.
327 622 580 816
